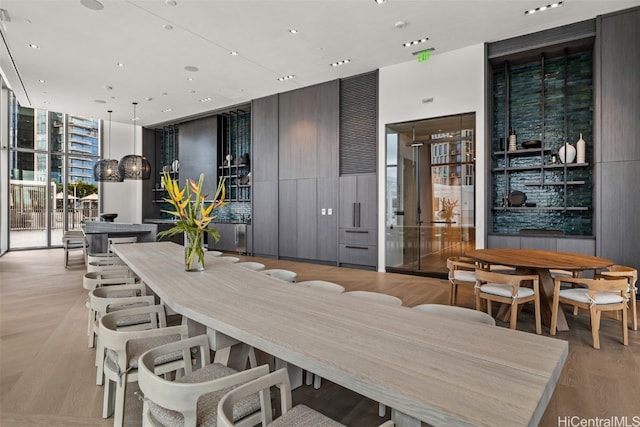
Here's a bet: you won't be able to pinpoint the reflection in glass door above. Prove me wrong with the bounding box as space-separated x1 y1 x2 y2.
385 113 475 277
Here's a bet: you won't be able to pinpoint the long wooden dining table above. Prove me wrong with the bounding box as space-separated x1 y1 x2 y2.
466 249 613 332
113 242 568 427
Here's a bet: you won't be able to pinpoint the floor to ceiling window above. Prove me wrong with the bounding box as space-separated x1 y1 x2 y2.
385 113 476 277
8 97 101 250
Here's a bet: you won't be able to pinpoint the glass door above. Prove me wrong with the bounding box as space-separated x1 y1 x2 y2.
385 113 475 277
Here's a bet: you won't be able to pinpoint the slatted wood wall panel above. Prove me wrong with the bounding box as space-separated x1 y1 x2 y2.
339 71 378 175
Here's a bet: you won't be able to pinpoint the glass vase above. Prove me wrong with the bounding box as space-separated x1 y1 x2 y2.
184 231 205 271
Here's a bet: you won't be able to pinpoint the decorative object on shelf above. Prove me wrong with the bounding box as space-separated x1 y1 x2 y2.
508 128 517 151
508 190 527 207
118 102 152 180
242 153 250 166
94 110 123 182
225 154 233 166
551 155 557 164
576 133 586 163
171 159 179 173
156 171 227 271
558 142 576 164
521 139 542 149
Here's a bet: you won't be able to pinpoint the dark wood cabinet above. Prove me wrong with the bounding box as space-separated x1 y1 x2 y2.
339 174 377 268
178 116 218 193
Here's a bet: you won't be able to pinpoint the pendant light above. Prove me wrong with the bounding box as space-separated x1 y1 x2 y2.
118 102 151 180
93 110 123 182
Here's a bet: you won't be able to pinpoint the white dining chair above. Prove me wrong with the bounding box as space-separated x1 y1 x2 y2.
108 236 138 253
413 303 496 326
236 261 266 271
262 269 297 283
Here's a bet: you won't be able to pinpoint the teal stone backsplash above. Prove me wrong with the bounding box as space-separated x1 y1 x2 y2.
491 51 593 236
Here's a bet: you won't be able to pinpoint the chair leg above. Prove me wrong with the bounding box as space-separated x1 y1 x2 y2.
450 283 457 306
631 289 638 331
313 374 322 390
95 339 105 385
378 403 386 417
113 378 127 427
533 295 542 335
509 303 518 330
622 307 629 346
305 370 313 386
103 376 115 418
590 305 601 350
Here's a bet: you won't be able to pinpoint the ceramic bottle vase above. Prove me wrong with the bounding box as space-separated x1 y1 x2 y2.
576 133 586 164
559 142 576 164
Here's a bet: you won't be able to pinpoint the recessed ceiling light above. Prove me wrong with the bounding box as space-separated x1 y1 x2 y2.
145 97 153 101
330 59 351 67
117 62 125 67
162 92 168 96
161 108 172 113
28 43 39 49
230 51 239 56
525 1 563 15
104 85 113 90
278 75 294 81
403 37 429 47
184 65 199 72
80 0 104 11
43 101 50 105
373 0 387 4
187 77 193 81
199 97 212 102
289 29 298 34
163 24 173 30
165 0 177 6
38 79 46 83
94 99 107 104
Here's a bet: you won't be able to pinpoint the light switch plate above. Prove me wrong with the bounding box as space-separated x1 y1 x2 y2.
328 208 333 215
321 208 326 215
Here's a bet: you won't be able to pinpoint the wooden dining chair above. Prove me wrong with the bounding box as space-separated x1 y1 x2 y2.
447 256 478 306
62 230 88 267
474 269 541 334
550 276 629 349
595 265 637 331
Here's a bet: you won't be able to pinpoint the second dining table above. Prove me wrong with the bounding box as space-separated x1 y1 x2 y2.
466 248 613 331
113 242 568 427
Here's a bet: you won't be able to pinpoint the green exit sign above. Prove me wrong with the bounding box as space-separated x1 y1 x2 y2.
417 50 431 62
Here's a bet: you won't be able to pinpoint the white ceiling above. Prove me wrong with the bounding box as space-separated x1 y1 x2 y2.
1 0 638 127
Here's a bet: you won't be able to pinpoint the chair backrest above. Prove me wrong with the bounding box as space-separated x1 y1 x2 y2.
296 280 345 293
343 290 402 306
475 269 539 297
219 256 240 263
557 277 630 300
447 256 476 272
99 305 188 370
89 284 154 316
263 269 297 283
62 230 87 247
236 262 266 271
83 271 136 291
600 265 637 288
413 304 496 326
87 258 128 273
217 368 291 427
108 236 138 253
138 336 269 426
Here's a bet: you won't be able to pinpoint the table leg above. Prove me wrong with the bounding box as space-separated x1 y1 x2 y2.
537 268 569 331
391 409 423 427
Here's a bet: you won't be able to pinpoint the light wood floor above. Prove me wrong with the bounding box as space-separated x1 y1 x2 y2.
1 248 639 426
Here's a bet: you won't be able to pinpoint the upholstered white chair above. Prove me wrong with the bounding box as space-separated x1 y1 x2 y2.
413 303 496 326
99 305 189 427
447 256 477 306
342 290 402 306
108 236 138 253
596 265 638 331
217 368 345 427
236 261 266 271
551 276 629 349
138 335 269 427
88 252 120 264
262 269 297 283
62 230 88 267
209 250 223 257
219 256 241 263
474 269 541 334
87 258 128 274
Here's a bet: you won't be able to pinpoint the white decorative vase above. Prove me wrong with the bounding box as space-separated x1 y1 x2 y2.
576 133 586 164
558 143 576 164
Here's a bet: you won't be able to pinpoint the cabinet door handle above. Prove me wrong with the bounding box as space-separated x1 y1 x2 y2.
356 202 361 228
352 202 357 227
345 230 369 234
346 245 368 250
